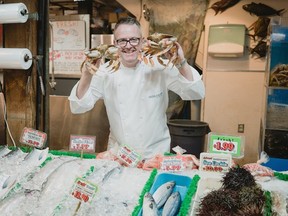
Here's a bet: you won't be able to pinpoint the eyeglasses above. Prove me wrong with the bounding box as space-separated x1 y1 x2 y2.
116 37 141 47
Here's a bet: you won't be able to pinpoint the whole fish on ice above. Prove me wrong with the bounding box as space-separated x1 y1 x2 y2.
0 146 11 158
32 158 95 216
0 173 17 199
51 160 123 215
0 189 39 215
23 147 49 166
142 192 159 216
75 164 148 216
21 155 77 191
0 147 26 164
162 191 181 216
152 181 175 209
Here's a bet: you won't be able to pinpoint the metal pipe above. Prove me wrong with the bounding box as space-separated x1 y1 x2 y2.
36 0 49 134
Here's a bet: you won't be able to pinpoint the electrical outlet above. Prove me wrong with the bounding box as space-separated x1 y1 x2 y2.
238 124 244 133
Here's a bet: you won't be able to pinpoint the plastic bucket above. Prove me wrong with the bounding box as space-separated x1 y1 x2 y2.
168 119 210 158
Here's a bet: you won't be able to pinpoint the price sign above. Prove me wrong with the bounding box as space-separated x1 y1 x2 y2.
199 152 232 173
208 133 244 158
160 156 185 172
117 145 141 167
71 177 98 203
20 127 47 149
69 135 96 153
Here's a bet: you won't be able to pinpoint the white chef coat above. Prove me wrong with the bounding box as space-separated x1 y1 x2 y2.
68 59 205 160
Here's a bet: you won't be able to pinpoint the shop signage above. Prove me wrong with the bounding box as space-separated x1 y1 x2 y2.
160 155 185 172
20 127 47 149
69 135 96 153
71 177 98 203
208 133 244 158
117 144 141 167
199 152 232 173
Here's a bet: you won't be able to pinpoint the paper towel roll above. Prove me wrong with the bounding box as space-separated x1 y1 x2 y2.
0 3 29 24
0 48 32 70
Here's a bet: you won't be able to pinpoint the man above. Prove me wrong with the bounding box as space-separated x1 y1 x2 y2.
68 17 205 162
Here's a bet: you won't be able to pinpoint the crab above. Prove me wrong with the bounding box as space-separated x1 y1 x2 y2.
81 44 120 74
141 33 180 67
269 64 288 87
104 45 120 71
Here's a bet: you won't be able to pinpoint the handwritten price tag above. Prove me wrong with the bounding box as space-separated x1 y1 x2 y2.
20 127 47 149
69 135 96 153
160 156 185 172
71 177 98 203
208 133 244 158
117 145 141 167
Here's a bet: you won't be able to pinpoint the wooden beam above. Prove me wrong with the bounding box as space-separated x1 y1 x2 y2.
3 0 39 146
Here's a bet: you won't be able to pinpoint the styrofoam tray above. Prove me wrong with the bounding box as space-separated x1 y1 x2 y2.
190 177 222 216
138 172 192 216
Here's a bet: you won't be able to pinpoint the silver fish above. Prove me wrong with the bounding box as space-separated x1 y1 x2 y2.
0 146 11 158
0 189 40 214
21 156 77 191
162 191 181 216
101 165 123 183
143 192 159 216
0 173 17 199
152 181 175 209
1 147 25 160
33 159 93 216
23 147 49 166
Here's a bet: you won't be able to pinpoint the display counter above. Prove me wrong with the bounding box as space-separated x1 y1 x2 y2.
0 147 287 215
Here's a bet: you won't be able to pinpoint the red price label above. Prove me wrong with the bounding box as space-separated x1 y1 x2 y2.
117 145 141 167
203 166 223 172
209 133 243 157
160 156 185 172
69 135 96 153
20 127 47 148
71 177 97 203
213 141 235 151
200 153 232 173
72 190 90 202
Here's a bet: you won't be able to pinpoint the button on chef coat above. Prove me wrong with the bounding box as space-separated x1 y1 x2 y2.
69 59 205 160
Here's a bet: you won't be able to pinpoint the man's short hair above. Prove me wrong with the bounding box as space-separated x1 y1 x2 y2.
114 17 141 31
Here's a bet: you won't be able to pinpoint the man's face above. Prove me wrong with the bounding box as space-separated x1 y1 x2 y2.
114 24 142 67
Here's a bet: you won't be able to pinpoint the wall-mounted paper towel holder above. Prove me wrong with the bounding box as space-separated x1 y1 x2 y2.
208 24 246 58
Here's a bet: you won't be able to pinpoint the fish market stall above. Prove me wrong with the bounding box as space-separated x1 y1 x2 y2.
0 146 288 216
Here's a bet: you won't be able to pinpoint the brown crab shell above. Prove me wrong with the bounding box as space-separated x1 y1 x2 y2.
147 33 175 43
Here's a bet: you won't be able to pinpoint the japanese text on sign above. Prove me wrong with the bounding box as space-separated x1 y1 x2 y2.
199 153 232 173
117 145 141 167
71 177 98 203
160 156 185 172
20 127 47 149
69 135 96 153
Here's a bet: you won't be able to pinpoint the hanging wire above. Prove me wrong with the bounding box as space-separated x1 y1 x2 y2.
0 89 16 147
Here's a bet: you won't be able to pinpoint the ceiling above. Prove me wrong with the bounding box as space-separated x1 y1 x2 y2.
49 0 126 13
